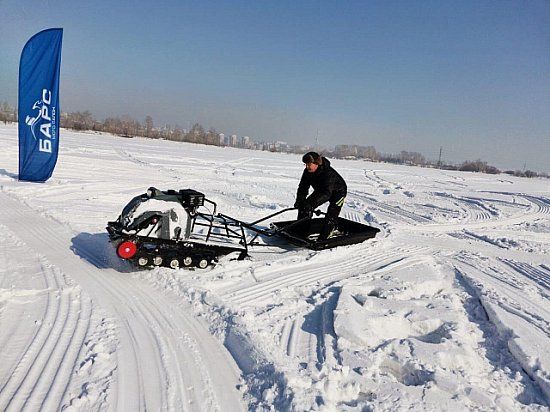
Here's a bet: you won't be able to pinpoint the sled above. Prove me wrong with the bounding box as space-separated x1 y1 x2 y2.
270 216 380 250
220 208 380 251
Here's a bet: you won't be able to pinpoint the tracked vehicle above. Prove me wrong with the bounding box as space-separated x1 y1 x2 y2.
107 187 248 269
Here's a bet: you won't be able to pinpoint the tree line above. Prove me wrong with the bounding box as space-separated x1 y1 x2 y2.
0 102 221 145
0 100 546 178
331 144 547 178
60 111 222 145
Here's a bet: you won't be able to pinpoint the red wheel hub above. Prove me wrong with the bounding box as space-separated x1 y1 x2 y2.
117 241 137 259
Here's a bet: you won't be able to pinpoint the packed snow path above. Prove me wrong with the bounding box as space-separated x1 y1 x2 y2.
0 191 244 411
0 125 548 410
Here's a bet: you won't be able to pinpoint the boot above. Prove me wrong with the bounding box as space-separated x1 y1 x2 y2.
318 218 336 241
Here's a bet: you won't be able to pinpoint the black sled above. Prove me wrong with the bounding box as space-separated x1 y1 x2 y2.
269 216 380 250
219 208 380 251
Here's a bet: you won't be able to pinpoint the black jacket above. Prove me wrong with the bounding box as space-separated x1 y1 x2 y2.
296 157 347 209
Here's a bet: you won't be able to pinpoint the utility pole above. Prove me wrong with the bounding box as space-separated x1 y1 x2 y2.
437 146 443 168
315 129 319 150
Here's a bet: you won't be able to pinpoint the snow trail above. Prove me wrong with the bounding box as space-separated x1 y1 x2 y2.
0 191 244 411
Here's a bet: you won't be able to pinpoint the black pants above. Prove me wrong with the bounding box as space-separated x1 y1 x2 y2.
318 193 345 240
297 193 346 240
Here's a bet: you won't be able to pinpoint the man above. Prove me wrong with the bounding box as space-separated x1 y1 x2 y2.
294 152 347 241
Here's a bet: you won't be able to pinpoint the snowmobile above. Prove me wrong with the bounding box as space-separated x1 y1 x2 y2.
107 187 380 269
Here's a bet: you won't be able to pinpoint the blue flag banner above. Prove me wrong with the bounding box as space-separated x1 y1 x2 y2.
18 28 63 182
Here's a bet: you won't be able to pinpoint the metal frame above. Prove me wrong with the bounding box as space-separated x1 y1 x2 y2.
217 207 324 246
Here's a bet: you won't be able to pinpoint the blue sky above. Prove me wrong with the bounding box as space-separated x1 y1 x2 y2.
1 0 549 171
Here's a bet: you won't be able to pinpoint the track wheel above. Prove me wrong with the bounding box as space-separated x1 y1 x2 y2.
182 256 193 267
169 258 180 269
137 256 149 266
117 240 137 259
153 256 163 266
197 257 209 269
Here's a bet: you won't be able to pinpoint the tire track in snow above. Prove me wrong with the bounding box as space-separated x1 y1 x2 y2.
74 229 244 410
114 148 208 186
114 148 292 211
215 246 427 379
0 260 91 412
102 271 223 410
432 193 496 223
342 210 362 223
10 198 237 410
521 195 550 216
273 298 339 372
349 190 432 224
313 289 342 369
280 318 301 358
0 261 63 411
0 232 44 378
276 255 430 370
420 193 549 232
220 157 257 167
454 261 550 403
500 259 550 292
455 256 550 339
223 246 426 307
46 225 234 410
25 265 91 412
279 297 338 367
0 192 244 411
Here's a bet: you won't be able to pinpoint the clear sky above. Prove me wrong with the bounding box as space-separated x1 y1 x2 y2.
1 0 549 171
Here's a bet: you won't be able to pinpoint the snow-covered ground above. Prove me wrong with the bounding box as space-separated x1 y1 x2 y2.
0 123 548 411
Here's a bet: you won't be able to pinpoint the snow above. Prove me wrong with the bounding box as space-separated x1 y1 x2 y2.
0 123 549 410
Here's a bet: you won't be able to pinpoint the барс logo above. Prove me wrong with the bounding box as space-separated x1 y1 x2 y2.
25 88 56 153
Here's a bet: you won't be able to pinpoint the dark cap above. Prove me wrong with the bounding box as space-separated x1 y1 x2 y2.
302 152 322 165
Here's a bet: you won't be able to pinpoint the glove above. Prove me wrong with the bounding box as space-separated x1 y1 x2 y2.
298 203 313 219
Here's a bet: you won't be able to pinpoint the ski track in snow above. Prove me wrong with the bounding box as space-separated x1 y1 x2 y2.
220 247 425 308
0 191 244 411
455 256 550 338
0 254 92 412
0 125 548 410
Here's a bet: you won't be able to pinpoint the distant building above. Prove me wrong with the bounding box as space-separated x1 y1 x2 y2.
241 135 250 148
273 141 291 152
218 133 225 145
230 134 238 147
